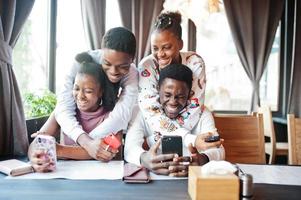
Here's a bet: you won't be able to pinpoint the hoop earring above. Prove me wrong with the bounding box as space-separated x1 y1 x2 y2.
99 99 103 106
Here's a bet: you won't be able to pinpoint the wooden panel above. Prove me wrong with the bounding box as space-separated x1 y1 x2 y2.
295 118 301 165
288 114 301 165
214 114 265 164
188 166 239 200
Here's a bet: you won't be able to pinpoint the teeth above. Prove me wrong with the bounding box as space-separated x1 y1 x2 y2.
167 107 178 112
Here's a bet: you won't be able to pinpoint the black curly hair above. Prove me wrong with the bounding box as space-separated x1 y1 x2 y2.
101 27 136 59
159 63 193 91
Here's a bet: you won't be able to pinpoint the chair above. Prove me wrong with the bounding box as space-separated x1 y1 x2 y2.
214 113 266 164
258 105 288 164
287 114 301 165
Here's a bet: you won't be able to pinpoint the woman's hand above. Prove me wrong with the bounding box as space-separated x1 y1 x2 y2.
30 131 47 138
30 149 55 173
28 136 56 173
194 133 224 151
140 139 178 175
86 138 118 162
96 139 119 162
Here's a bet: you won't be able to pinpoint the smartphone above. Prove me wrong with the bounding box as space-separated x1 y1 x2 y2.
161 135 183 157
103 134 121 150
204 135 220 143
34 135 57 169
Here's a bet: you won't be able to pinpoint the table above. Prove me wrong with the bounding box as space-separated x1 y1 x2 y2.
1 161 301 200
1 178 301 200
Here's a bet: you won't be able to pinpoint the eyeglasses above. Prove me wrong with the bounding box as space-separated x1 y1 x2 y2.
154 16 172 29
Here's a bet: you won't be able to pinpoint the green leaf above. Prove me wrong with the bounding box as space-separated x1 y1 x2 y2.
23 89 57 119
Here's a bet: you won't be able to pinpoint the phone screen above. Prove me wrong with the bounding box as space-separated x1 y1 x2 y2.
161 135 183 157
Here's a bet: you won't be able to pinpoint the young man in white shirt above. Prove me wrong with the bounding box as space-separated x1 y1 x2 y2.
125 63 224 177
55 27 138 161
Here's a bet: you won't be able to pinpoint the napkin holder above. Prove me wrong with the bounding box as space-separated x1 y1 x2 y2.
188 166 239 200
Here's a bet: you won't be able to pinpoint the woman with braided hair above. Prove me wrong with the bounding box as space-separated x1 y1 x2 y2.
138 12 218 153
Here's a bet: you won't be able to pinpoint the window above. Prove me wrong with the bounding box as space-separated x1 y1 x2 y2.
56 0 87 93
164 0 280 111
55 0 122 92
15 0 123 96
259 27 280 111
196 10 253 111
13 0 49 95
198 5 280 111
106 0 122 31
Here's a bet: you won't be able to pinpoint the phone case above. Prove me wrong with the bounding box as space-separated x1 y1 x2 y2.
103 134 121 149
34 135 57 169
161 135 183 157
123 163 150 183
205 135 220 142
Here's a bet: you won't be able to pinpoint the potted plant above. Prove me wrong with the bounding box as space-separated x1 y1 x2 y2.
23 89 57 142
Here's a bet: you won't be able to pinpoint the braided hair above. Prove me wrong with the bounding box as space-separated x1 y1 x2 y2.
154 11 182 40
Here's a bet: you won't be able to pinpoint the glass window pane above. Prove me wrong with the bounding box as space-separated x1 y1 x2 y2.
259 27 280 111
106 0 122 30
13 0 49 95
164 0 280 111
195 5 252 111
56 0 87 93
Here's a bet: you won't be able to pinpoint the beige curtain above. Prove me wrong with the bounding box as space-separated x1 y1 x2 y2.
0 0 35 156
224 0 284 112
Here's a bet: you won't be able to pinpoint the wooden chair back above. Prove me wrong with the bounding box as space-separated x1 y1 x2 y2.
258 105 276 139
287 114 301 165
258 105 288 164
214 113 266 164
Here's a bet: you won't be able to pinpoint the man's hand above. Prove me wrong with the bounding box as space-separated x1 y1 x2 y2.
167 161 189 177
140 139 178 175
194 133 224 151
174 144 210 167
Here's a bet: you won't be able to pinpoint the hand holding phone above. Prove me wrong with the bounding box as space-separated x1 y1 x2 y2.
34 135 57 170
161 135 183 157
103 133 121 150
204 135 220 143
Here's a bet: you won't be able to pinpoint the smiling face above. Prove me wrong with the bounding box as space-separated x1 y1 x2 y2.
101 49 133 83
151 30 183 69
73 73 102 112
159 78 190 119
